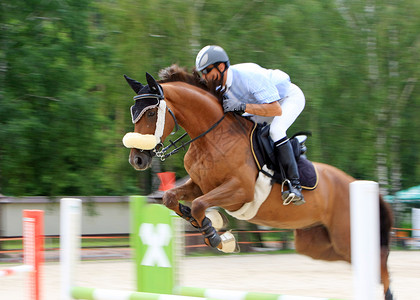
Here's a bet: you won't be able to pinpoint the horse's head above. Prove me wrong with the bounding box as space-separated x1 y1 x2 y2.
122 73 176 170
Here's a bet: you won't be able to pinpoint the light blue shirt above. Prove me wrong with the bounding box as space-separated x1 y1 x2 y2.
225 63 291 104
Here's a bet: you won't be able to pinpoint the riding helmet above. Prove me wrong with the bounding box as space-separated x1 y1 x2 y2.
195 45 230 71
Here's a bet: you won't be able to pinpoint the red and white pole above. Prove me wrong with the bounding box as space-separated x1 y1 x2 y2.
23 209 44 300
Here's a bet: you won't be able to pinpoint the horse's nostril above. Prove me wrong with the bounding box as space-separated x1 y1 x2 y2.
135 156 143 167
129 150 153 171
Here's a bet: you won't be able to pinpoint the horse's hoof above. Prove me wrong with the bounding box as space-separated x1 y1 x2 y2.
217 231 239 253
206 209 229 231
385 288 393 300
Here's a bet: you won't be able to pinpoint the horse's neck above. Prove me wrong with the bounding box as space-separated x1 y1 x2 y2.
163 83 224 138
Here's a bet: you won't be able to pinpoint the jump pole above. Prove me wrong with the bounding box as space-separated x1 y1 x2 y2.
176 286 343 300
0 209 44 300
350 180 381 300
71 286 217 300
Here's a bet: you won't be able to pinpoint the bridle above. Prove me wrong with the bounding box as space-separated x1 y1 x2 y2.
132 93 180 134
123 90 225 161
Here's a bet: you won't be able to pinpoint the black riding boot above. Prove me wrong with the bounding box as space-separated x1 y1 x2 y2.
274 137 305 205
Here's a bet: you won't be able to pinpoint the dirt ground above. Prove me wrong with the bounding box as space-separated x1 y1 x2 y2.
0 251 419 300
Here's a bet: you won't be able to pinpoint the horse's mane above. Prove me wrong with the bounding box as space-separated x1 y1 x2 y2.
158 64 224 103
158 64 252 132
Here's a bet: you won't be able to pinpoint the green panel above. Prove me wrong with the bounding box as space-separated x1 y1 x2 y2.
130 196 177 294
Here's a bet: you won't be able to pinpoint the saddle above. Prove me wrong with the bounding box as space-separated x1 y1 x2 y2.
250 122 318 190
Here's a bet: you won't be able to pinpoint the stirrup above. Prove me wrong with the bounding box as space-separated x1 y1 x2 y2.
281 180 294 205
281 180 305 206
282 192 295 205
292 196 305 206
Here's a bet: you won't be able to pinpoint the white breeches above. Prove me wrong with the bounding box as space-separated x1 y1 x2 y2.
248 83 305 142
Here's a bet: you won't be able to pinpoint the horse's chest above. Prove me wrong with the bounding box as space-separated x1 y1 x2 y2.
184 151 226 191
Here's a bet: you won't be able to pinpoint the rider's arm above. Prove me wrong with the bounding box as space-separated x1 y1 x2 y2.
244 100 282 117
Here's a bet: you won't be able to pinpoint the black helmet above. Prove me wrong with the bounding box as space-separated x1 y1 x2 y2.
195 45 230 72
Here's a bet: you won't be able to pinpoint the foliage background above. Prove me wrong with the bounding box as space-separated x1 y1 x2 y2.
0 0 419 197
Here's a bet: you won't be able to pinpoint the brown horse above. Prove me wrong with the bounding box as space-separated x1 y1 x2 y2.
122 65 394 299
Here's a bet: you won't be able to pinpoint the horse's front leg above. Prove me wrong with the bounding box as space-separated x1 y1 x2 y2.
190 178 253 252
161 178 203 228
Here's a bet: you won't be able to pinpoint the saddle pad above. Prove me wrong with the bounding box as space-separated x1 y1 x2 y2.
224 165 274 220
225 162 318 221
298 156 318 190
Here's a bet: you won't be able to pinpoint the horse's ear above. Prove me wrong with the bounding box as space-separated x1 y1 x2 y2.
146 72 164 98
145 72 159 93
124 74 144 94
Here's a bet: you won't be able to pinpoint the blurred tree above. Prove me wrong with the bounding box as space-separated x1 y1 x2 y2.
335 0 420 194
0 0 138 195
0 0 419 197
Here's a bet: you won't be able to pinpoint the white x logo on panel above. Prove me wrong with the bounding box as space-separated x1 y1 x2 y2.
139 223 172 268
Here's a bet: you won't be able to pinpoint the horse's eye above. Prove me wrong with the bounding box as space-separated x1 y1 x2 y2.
147 110 156 117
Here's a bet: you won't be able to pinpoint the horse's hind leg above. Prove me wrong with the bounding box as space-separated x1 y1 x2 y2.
381 246 393 300
294 225 348 261
379 198 394 299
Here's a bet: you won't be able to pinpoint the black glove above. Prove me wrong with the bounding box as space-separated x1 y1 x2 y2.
223 97 246 113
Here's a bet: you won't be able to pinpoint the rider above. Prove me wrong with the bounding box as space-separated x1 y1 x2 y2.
195 45 306 205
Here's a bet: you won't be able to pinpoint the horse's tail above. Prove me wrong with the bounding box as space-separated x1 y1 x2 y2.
379 195 393 247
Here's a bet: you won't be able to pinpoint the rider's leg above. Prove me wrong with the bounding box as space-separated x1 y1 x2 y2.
270 84 305 205
274 137 305 205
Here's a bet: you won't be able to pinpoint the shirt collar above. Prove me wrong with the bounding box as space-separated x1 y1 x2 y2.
225 67 233 90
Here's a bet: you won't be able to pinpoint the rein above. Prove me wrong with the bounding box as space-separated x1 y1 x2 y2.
155 114 226 161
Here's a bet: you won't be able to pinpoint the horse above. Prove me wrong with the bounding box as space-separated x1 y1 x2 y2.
122 65 394 299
